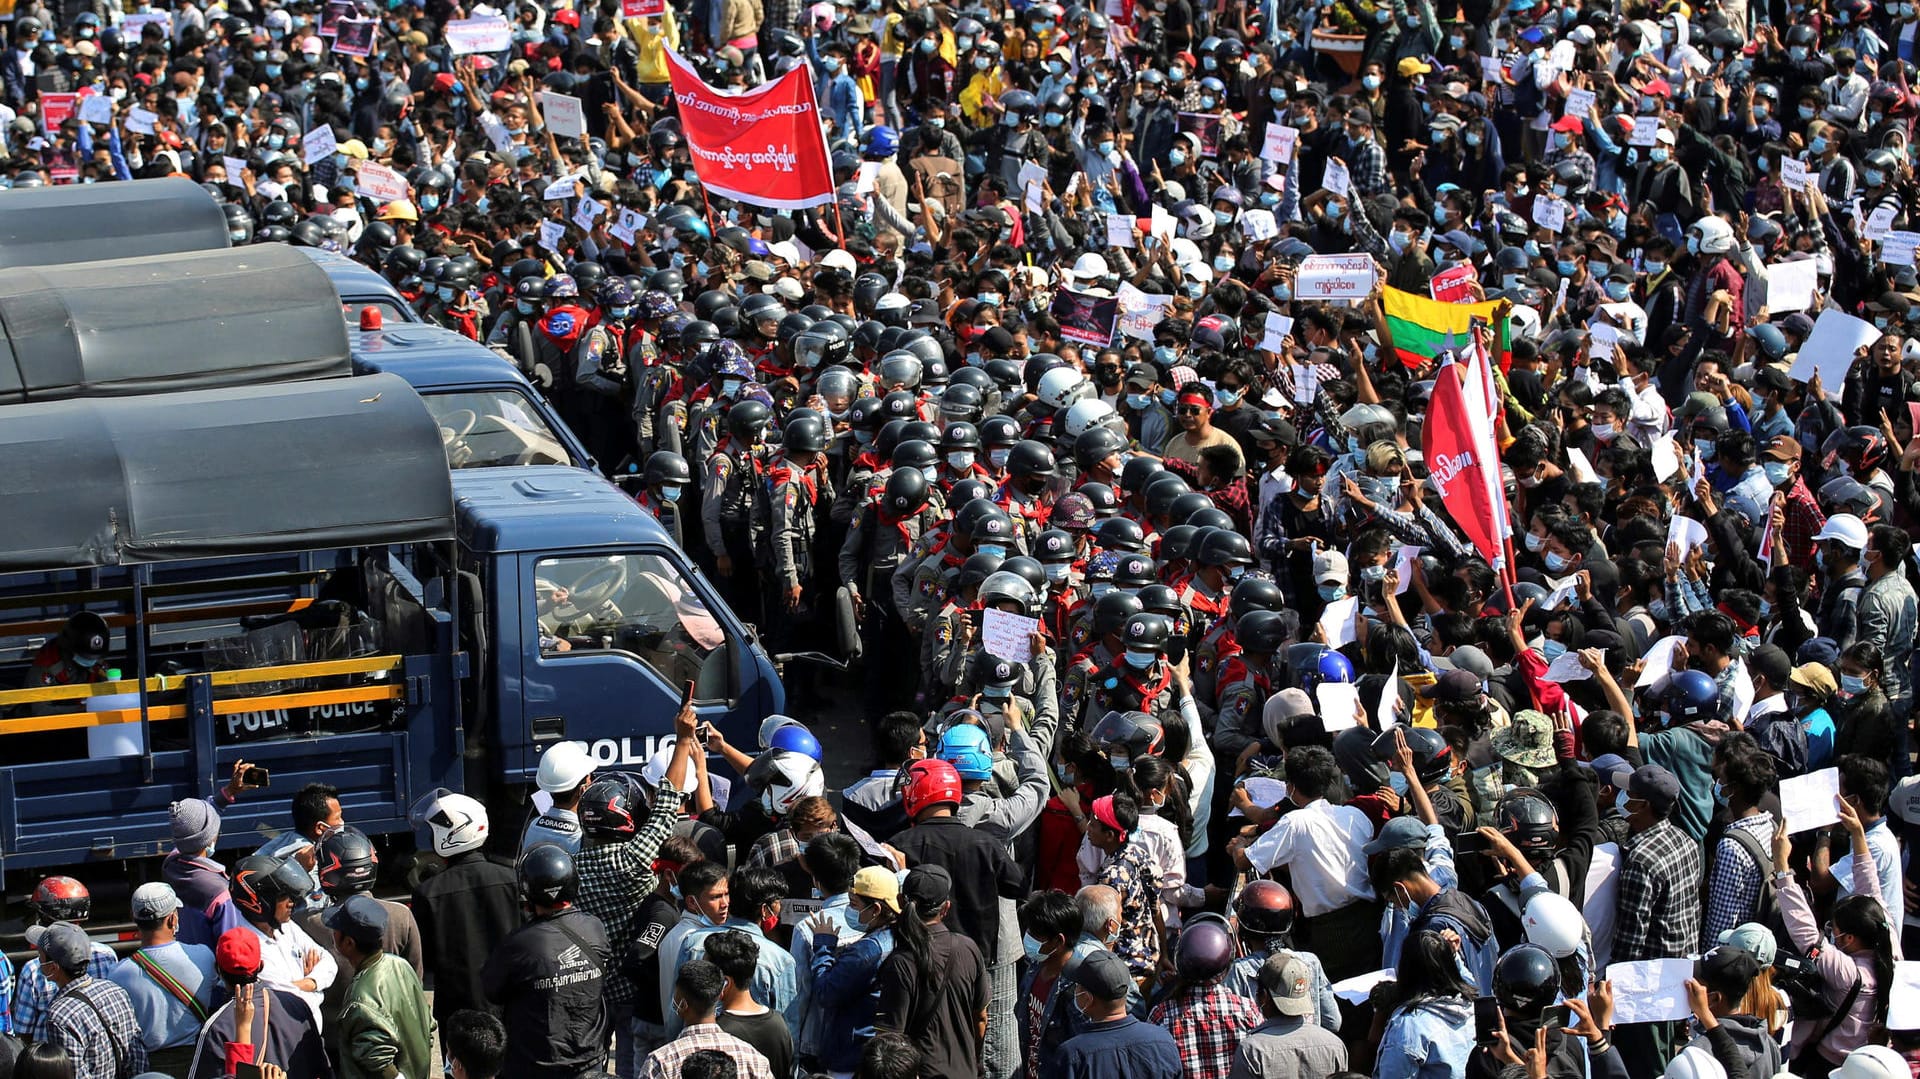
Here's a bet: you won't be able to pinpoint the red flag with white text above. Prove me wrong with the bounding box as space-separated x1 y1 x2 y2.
664 49 835 209
1423 357 1507 568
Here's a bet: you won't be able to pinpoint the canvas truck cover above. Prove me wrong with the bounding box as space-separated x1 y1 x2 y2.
0 373 455 572
0 244 351 403
0 177 231 269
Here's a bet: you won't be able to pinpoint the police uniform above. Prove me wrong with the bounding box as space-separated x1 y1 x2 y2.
573 319 637 468
1059 640 1117 733
1190 618 1241 710
895 531 968 634
1210 653 1276 762
761 451 834 601
1084 655 1182 721
701 436 766 611
920 599 974 702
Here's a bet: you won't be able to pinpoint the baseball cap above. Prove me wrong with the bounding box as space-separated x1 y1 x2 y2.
1627 763 1681 816
1789 661 1838 699
323 893 389 949
904 865 953 908
1072 948 1135 1001
33 922 92 975
1312 549 1348 584
1761 435 1801 461
216 927 264 982
1550 114 1584 133
1814 513 1868 550
131 882 182 922
1258 953 1316 1016
1493 709 1556 768
1716 922 1779 966
1420 667 1483 702
1363 815 1430 856
852 866 901 913
1397 57 1432 77
1590 752 1634 790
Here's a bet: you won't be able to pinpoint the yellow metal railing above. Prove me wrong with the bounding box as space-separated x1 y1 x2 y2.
0 655 405 736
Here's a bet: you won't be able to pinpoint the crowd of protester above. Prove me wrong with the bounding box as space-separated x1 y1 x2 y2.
11 0 1920 1074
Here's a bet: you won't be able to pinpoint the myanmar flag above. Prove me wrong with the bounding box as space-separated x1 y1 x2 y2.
1380 287 1511 373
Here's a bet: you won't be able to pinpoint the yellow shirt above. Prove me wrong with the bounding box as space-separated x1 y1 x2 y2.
626 10 680 85
959 68 1005 128
880 11 906 57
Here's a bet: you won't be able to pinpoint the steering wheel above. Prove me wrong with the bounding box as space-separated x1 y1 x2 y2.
565 559 630 612
439 408 481 439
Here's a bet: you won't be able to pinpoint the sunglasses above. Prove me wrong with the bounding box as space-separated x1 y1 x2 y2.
1176 406 1205 416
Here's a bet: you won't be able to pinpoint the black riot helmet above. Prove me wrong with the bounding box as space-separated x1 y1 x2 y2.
519 842 579 906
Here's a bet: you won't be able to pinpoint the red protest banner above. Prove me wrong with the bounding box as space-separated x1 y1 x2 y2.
1422 355 1507 567
664 48 834 209
1429 263 1477 304
621 0 665 16
40 93 76 130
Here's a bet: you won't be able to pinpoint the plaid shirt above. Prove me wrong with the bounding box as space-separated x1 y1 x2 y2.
576 788 685 1007
1347 133 1390 198
746 826 801 869
48 975 147 1079
1704 812 1776 949
1149 982 1262 1079
13 945 119 1040
1780 476 1826 569
1613 819 1703 963
640 1021 775 1079
1097 841 1161 977
762 0 802 36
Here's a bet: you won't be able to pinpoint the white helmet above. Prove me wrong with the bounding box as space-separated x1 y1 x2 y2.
1830 1046 1910 1079
876 291 911 316
1509 303 1542 342
1690 215 1734 255
410 789 489 857
1071 251 1110 283
1036 367 1091 411
642 738 698 794
536 741 595 794
1061 399 1120 439
746 749 824 817
1662 1046 1726 1079
1520 891 1585 958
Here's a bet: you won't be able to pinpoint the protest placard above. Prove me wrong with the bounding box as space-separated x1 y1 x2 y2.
1297 253 1376 301
540 92 587 139
1051 288 1119 347
1260 312 1295 353
446 16 514 53
355 161 409 203
302 125 337 165
981 608 1039 664
1261 124 1298 164
1323 157 1351 198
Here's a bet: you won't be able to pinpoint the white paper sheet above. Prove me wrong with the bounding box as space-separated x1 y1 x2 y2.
1318 596 1359 648
1331 968 1396 1004
1767 259 1820 312
1651 433 1682 482
1789 309 1881 396
1323 157 1351 198
1634 634 1687 688
1316 681 1362 733
1607 958 1694 1024
1667 514 1709 560
1377 661 1400 730
1106 213 1135 248
1229 776 1289 817
1781 767 1842 834
1543 651 1594 683
981 608 1038 664
1394 545 1421 596
1889 961 1920 1031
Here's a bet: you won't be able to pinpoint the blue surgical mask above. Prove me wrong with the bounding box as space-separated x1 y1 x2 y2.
1758 598 1772 619
1541 639 1568 662
1544 550 1571 573
1605 281 1630 301
1809 136 1828 154
1160 388 1178 406
1866 168 1886 186
1651 147 1670 164
1270 87 1287 103
1126 392 1151 409
1646 259 1667 275
1694 438 1717 460
1764 461 1791 486
1213 254 1234 272
1648 598 1670 621
1271 282 1291 301
1841 673 1868 695
1169 149 1187 168
1614 787 1631 811
977 543 1008 559
1098 139 1116 155
1524 531 1546 553
1023 933 1048 961
1318 583 1347 602
1363 74 1382 89
1123 649 1157 668
1044 561 1073 581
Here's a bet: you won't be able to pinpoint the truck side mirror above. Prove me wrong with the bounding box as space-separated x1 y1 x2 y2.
693 638 735 706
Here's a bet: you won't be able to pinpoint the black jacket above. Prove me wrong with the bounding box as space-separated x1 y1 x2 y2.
482 906 612 1079
411 851 520 1019
895 815 1024 959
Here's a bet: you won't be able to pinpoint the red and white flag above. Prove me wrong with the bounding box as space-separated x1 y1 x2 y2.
663 49 836 210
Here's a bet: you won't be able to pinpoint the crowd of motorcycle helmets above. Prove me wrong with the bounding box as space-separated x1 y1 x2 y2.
20 0 1920 1074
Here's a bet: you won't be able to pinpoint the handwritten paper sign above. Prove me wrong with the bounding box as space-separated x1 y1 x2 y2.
1607 959 1695 1024
1634 634 1687 689
77 94 113 125
982 608 1039 663
1886 231 1920 268
1260 312 1295 353
1782 156 1810 193
1115 283 1172 341
1290 361 1320 405
538 219 567 253
1261 124 1298 164
1394 545 1420 595
543 175 582 200
1322 157 1351 198
1229 776 1288 818
1867 203 1899 243
302 125 337 165
1564 87 1594 117
121 11 172 38
540 92 587 139
1629 117 1661 147
1297 253 1376 301
1106 213 1135 248
125 107 158 135
445 16 513 54
221 155 249 183
1781 767 1842 834
1532 196 1567 234
1768 259 1820 311
355 161 409 203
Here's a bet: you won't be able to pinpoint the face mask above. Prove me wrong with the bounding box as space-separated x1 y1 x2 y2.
662 486 683 502
825 57 841 72
1544 550 1572 573
1169 67 1186 82
919 465 941 484
1648 598 1670 621
930 117 947 130
1524 531 1547 553
1098 139 1116 156
920 38 937 53
978 56 996 71
1212 254 1234 273
1391 231 1414 255
1799 100 1817 118
1465 130 1483 147
1049 60 1066 75
1045 110 1066 126
1646 259 1667 275
1686 235 1702 256
1867 169 1886 186
1169 149 1187 168
1214 386 1241 408
1044 561 1073 582
1200 95 1217 110
989 448 1011 469
1651 147 1670 164
1318 583 1347 602
1363 74 1382 89
1123 649 1156 669
1755 104 1771 121
1763 460 1791 487
1271 87 1288 103
1023 933 1049 961
1213 209 1234 228
947 451 975 470
1603 280 1631 301
1841 673 1868 695
1614 787 1631 812
1557 259 1579 276
437 286 456 302
1541 639 1568 662
1694 438 1717 461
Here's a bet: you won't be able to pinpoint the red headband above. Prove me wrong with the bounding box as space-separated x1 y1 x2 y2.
1091 795 1125 839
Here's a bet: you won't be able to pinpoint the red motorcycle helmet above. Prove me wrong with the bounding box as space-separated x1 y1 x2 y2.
1233 879 1298 939
30 876 91 923
901 758 964 819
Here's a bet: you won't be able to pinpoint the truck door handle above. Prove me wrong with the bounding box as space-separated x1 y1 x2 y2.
533 715 566 741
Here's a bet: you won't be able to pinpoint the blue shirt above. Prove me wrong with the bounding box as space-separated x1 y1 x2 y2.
1805 706 1837 769
106 941 217 1052
0 952 13 1034
671 920 799 1037
12 944 119 1041
1058 1015 1181 1079
1376 996 1475 1079
808 925 895 1072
